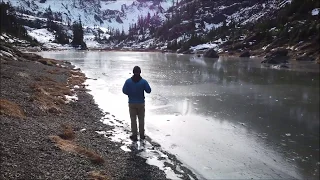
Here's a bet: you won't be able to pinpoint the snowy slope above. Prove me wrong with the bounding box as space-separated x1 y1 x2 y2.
5 0 173 32
110 0 293 50
171 0 292 32
5 0 305 52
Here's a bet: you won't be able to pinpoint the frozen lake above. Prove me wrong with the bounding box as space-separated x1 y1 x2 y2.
39 51 319 180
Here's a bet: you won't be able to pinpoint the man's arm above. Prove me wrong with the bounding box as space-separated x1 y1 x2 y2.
144 80 151 93
122 80 128 95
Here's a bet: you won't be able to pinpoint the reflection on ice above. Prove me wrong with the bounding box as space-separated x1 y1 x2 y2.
146 114 303 179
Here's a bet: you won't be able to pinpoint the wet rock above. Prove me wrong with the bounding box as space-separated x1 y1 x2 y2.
296 55 315 61
239 51 250 57
203 48 219 58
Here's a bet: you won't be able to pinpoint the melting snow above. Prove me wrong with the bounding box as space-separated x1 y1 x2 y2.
65 94 78 103
97 114 186 180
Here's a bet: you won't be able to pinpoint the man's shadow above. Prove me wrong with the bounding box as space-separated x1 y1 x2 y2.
119 140 167 180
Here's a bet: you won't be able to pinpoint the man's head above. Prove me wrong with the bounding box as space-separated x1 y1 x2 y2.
133 66 141 75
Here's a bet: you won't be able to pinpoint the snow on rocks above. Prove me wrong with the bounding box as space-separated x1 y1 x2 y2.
27 28 55 43
312 8 319 16
24 27 74 50
0 33 29 45
204 22 223 31
0 50 14 58
84 34 101 49
190 43 218 52
65 94 78 103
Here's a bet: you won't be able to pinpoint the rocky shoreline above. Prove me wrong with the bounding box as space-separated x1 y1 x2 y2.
22 44 320 66
0 42 196 180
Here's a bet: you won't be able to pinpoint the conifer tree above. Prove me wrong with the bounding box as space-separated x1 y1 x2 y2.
71 17 86 49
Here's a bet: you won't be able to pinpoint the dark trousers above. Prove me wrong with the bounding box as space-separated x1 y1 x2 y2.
129 103 145 137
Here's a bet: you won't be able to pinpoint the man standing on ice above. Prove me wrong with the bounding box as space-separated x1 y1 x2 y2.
122 66 151 141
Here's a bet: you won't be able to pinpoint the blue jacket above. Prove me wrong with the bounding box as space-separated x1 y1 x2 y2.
122 76 151 103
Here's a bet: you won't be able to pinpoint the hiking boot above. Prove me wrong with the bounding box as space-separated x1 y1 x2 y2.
129 135 138 141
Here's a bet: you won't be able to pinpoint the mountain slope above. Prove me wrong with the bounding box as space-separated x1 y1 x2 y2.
5 0 172 32
114 0 319 62
4 0 320 61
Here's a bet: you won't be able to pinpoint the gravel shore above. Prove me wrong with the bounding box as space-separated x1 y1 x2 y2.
0 43 171 180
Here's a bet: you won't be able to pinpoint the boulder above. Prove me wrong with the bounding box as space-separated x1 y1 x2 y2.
262 48 289 64
265 48 288 59
239 51 250 57
203 48 219 58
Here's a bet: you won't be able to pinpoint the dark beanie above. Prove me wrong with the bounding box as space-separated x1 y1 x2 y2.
133 66 141 74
